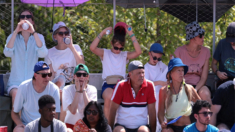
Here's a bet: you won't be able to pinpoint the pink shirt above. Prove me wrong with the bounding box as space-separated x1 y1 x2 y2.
174 45 210 85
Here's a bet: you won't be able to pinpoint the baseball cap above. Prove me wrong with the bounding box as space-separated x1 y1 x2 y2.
114 22 127 34
226 22 235 43
34 61 50 73
74 64 89 74
128 60 144 72
52 21 71 42
149 43 165 56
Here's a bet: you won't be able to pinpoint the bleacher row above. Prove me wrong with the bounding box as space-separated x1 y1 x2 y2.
0 72 216 132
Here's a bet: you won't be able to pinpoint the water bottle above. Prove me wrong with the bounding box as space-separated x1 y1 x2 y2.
106 30 110 35
63 37 70 45
22 23 29 30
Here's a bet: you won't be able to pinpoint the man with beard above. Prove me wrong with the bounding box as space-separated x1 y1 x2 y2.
25 95 67 132
11 61 60 132
183 100 218 132
62 64 97 130
109 60 156 132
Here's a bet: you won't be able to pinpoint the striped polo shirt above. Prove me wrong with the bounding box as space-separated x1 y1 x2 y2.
111 79 156 129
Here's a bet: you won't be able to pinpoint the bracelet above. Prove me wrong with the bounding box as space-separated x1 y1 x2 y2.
130 34 135 38
32 31 36 35
132 39 137 43
76 89 85 93
97 34 101 40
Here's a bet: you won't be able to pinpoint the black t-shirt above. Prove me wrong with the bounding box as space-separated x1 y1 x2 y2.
212 81 235 128
213 39 235 77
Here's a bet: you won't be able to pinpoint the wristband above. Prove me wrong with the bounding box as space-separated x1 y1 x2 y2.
132 39 137 43
130 34 135 38
76 89 85 93
97 34 101 40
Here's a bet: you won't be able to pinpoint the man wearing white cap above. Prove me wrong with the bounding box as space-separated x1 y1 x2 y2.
109 60 156 132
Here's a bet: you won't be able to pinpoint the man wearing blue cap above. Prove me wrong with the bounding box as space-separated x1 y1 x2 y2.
11 61 60 132
144 43 168 132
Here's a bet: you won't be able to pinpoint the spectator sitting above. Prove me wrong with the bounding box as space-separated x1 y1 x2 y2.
45 21 84 121
183 100 218 132
25 95 68 132
174 21 212 104
74 101 112 132
3 9 48 107
90 22 142 120
159 58 201 132
11 61 60 132
144 43 168 132
212 22 235 87
210 79 235 130
109 60 156 132
62 64 97 130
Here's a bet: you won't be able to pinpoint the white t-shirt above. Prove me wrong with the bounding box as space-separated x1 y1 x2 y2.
101 49 128 80
25 118 67 132
144 61 168 93
13 79 60 125
45 45 83 83
62 84 97 125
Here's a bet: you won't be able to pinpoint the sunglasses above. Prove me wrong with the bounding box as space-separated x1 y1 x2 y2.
75 73 88 77
113 46 124 51
57 31 69 37
151 53 162 61
199 32 205 38
197 111 213 117
86 110 98 116
19 15 32 19
36 72 52 78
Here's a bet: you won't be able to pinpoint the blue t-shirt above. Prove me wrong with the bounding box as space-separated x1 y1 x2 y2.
183 123 218 132
213 38 235 78
231 123 235 132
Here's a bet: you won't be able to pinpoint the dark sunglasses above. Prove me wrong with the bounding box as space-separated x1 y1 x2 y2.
75 73 88 77
19 15 32 19
36 72 52 78
151 53 162 61
197 111 213 117
113 46 124 51
57 31 69 36
86 110 98 116
199 32 205 38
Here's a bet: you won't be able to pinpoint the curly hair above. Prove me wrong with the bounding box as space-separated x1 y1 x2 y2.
192 100 211 114
83 101 109 131
38 95 55 109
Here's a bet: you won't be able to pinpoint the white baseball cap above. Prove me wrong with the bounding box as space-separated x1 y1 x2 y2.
52 21 71 42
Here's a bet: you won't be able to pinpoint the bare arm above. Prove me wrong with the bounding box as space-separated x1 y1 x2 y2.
55 113 59 119
153 81 167 87
49 64 55 81
210 104 221 126
109 101 119 130
212 58 228 80
67 92 82 115
126 26 142 60
148 102 156 132
67 34 85 64
195 59 209 91
90 27 112 59
190 85 201 102
11 111 24 126
158 87 167 129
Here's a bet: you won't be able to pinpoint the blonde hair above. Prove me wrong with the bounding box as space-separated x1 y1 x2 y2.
165 71 193 109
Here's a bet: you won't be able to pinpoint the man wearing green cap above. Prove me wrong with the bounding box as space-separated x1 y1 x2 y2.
62 64 97 130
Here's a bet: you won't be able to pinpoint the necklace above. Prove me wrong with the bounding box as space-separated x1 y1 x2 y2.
172 83 182 102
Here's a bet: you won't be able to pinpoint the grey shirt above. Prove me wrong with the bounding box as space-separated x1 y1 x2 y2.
25 118 67 132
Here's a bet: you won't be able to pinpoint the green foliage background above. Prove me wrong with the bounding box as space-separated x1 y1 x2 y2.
0 0 235 73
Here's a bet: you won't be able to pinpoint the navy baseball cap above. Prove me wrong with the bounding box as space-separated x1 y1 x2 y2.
226 22 235 43
149 43 165 56
34 61 50 73
167 58 188 76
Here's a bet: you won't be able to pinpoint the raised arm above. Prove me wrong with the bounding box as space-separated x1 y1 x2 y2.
67 34 85 64
109 101 119 130
90 27 112 59
126 26 142 60
148 102 156 132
